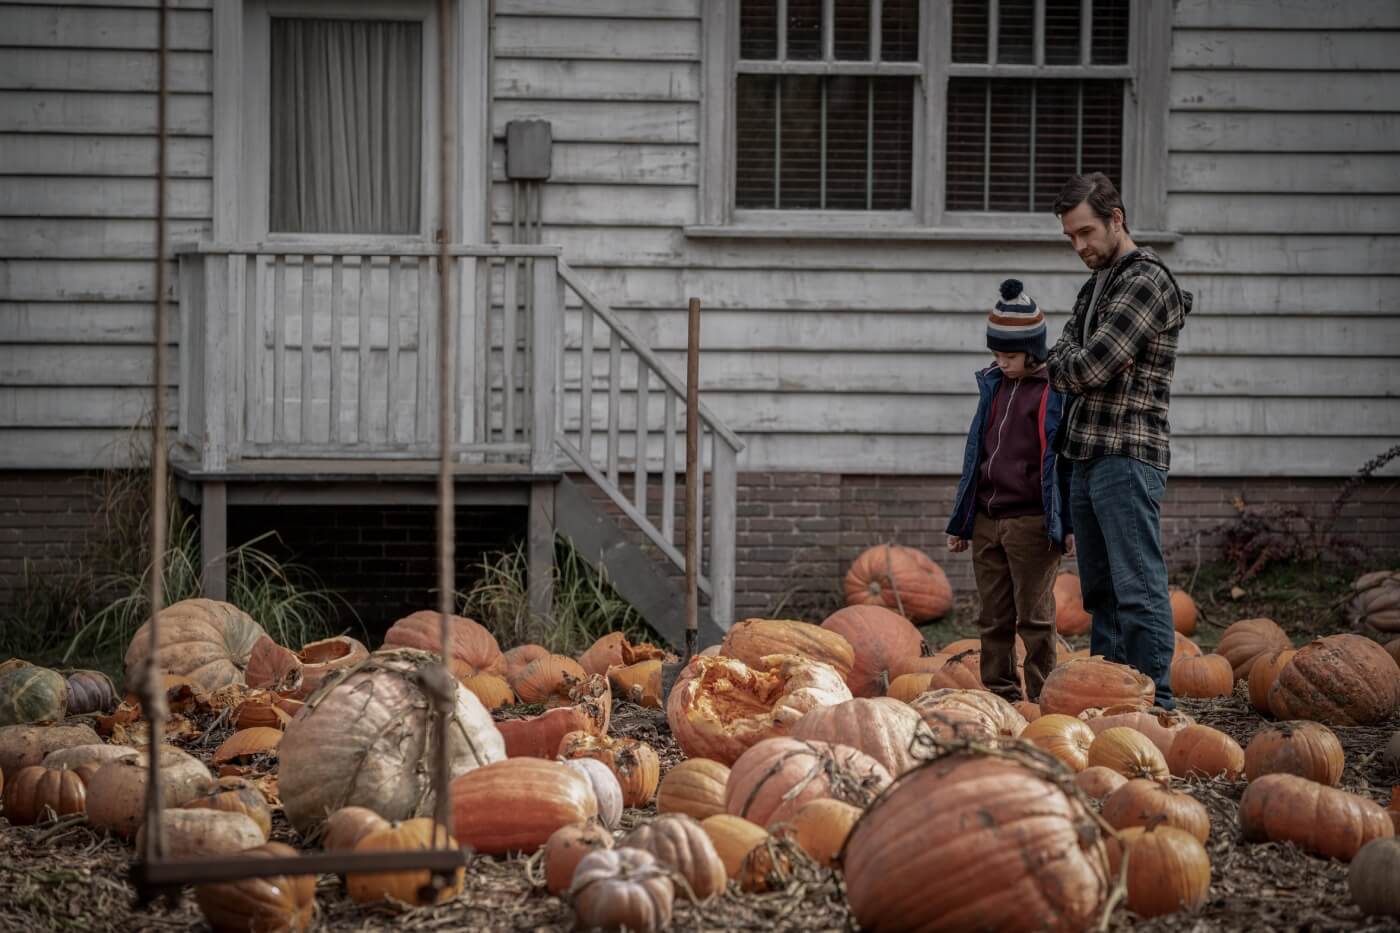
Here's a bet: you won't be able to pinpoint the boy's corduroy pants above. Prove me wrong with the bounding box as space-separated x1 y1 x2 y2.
971 512 1060 702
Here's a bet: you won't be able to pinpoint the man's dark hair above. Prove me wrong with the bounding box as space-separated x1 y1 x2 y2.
1052 172 1129 233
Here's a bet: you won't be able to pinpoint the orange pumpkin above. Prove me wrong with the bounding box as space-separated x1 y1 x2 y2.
607 659 663 708
1169 588 1198 636
382 611 505 677
193 842 315 932
700 814 768 879
460 672 515 710
910 688 1027 739
721 618 855 683
1268 634 1400 726
1243 720 1345 786
578 632 666 679
1075 766 1128 800
1112 825 1211 917
1173 632 1202 661
543 820 613 896
232 695 293 731
293 634 369 699
347 818 465 906
656 759 730 822
1086 727 1170 782
1053 573 1092 636
1014 699 1041 722
1039 658 1154 717
558 731 661 808
1169 654 1234 699
322 806 390 852
843 544 954 622
2 764 87 824
1102 778 1210 842
503 644 550 682
1216 617 1290 681
1165 723 1245 781
887 672 936 703
244 636 303 694
497 674 611 759
513 654 588 705
784 798 862 868
1079 704 1194 758
723 737 891 828
1247 648 1297 714
818 605 925 697
181 776 273 839
449 758 598 855
1021 714 1096 773
1240 774 1394 861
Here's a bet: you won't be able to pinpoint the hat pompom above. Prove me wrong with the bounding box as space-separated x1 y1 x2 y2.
999 279 1023 300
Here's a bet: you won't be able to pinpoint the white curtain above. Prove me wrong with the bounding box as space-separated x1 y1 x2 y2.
270 18 422 234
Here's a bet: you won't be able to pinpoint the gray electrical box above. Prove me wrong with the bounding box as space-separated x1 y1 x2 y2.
505 120 552 180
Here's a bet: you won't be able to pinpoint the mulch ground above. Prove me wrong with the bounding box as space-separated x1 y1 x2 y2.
2 679 1397 931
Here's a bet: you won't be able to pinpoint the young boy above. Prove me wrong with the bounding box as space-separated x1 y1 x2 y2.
946 280 1075 703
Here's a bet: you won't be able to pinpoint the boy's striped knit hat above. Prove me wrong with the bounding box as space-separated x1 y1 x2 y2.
987 279 1047 361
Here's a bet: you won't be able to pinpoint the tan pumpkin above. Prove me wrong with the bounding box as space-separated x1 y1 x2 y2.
723 737 891 828
608 659 663 708
293 635 369 699
557 731 661 808
1240 773 1394 860
1347 570 1400 636
1079 704 1195 758
784 798 862 867
347 818 465 906
1014 699 1041 722
243 636 303 694
789 696 932 776
700 814 768 879
1247 648 1298 714
381 611 504 677
1039 658 1154 717
1170 653 1235 699
1169 588 1198 636
193 842 316 932
1166 723 1245 781
1216 617 1291 681
450 758 597 855
1268 634 1400 726
279 648 504 834
578 632 666 679
137 808 267 857
41 742 136 774
656 759 730 822
622 813 728 901
1350 837 1400 918
1022 714 1096 773
181 776 273 839
844 544 954 622
1086 727 1170 782
543 820 614 896
1074 766 1128 800
569 847 675 933
2 764 87 824
721 618 855 683
1244 720 1345 786
123 598 266 693
0 723 101 775
85 746 214 838
924 648 989 691
818 605 925 697
497 674 611 759
322 806 390 852
1053 573 1091 636
1112 825 1211 917
1101 778 1210 842
665 654 852 766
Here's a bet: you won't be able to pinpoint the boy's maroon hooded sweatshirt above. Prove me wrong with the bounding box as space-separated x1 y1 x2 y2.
975 367 1051 519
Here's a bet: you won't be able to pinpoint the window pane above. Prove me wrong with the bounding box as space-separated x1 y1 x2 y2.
998 0 1034 64
950 0 987 63
987 79 1032 209
1044 0 1081 65
270 18 421 234
779 76 823 207
1080 79 1123 185
945 78 987 210
736 75 777 208
881 0 920 61
787 0 823 60
825 76 870 208
834 0 870 60
871 77 914 209
1033 80 1080 210
1092 0 1130 64
740 0 778 59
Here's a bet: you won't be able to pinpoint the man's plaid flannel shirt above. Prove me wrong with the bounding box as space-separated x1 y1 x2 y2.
1047 247 1193 471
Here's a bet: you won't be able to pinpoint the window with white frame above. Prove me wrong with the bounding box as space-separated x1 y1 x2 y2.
700 0 1168 230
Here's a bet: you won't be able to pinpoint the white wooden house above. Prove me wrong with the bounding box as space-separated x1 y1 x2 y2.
1 0 1397 638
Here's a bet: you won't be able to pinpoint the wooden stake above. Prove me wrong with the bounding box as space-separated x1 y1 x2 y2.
684 296 701 663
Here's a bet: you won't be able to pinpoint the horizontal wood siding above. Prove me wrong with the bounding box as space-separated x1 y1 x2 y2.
0 0 213 467
492 0 1399 477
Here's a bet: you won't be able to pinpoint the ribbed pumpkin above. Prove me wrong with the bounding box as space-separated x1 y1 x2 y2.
543 820 613 896
293 635 369 700
721 618 855 683
1166 724 1245 781
460 672 514 710
911 688 1028 741
844 544 954 622
1169 588 1198 636
1022 714 1096 772
347 818 465 906
1240 773 1394 861
181 776 273 839
665 654 852 766
322 806 390 852
63 670 119 716
449 758 597 855
1086 727 1170 782
656 758 730 822
784 798 862 867
1101 778 1210 842
608 659 663 708
562 758 624 830
1347 570 1400 636
514 654 588 705
244 636 303 694
1053 573 1092 636
1244 720 1345 786
1268 634 1400 726
843 753 1110 931
278 648 506 834
1039 658 1154 717
2 764 87 824
1173 632 1203 661
1248 648 1298 714
622 813 728 901
1080 705 1195 758
497 674 611 759
570 847 675 933
579 632 667 679
1075 766 1128 800
123 598 266 693
1170 654 1234 699
193 842 316 932
0 665 69 726
723 737 891 828
382 611 505 677
1216 617 1290 681
558 731 660 808
0 723 102 775
1111 825 1211 917
789 696 931 776
700 814 768 879
818 605 925 697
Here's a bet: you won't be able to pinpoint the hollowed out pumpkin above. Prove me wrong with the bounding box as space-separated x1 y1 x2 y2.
579 632 667 679
497 674 611 759
293 635 369 700
244 636 303 694
608 659 663 708
721 619 855 684
843 544 954 623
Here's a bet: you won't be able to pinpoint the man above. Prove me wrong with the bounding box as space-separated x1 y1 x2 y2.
1046 173 1193 709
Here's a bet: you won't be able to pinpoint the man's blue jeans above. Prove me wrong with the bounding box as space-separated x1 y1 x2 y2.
1070 456 1176 709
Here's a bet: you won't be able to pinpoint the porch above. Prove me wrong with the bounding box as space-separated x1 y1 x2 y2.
173 240 742 643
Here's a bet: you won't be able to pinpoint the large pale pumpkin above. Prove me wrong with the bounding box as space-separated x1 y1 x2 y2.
1038 658 1154 717
843 753 1110 931
1216 617 1291 681
1268 634 1400 726
86 746 214 838
843 544 953 622
789 696 932 776
911 688 1028 739
721 618 855 683
1348 570 1400 636
723 737 891 828
0 723 101 775
136 809 267 858
818 605 925 697
278 648 505 834
666 654 852 766
123 599 266 694
381 611 505 677
1240 773 1394 861
0 666 69 727
449 758 597 855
